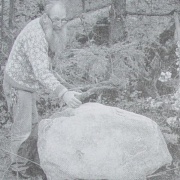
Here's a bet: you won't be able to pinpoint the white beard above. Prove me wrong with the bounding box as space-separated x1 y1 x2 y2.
44 24 67 55
50 27 67 55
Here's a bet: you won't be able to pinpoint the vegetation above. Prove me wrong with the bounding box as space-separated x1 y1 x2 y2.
1 0 180 179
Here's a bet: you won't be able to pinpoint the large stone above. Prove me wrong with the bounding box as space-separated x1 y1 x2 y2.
38 103 172 180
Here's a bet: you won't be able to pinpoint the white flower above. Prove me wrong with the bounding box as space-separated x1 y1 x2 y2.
159 71 172 82
165 72 171 79
161 72 165 76
158 76 166 82
146 97 152 102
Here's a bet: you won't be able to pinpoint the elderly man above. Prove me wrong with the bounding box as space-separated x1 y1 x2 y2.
3 0 81 178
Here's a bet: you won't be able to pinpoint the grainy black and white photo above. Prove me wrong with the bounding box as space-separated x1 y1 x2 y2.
0 0 180 179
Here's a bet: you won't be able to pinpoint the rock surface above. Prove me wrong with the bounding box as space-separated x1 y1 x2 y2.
38 103 172 180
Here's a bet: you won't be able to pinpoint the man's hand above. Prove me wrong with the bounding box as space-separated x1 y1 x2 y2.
62 91 82 108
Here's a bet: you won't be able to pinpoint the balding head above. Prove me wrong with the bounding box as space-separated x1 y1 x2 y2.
44 0 64 6
45 1 66 15
45 1 67 32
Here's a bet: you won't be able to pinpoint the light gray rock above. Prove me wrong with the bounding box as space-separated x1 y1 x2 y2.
38 103 172 180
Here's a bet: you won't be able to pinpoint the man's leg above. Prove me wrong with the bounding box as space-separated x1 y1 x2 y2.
18 92 39 164
3 80 34 178
10 90 33 166
17 92 48 179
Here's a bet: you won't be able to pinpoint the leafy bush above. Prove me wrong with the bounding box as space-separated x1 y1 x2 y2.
56 41 147 91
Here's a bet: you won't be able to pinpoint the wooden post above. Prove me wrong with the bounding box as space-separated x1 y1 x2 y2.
109 0 127 44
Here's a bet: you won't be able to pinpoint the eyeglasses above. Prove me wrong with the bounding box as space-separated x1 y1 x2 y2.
46 14 68 25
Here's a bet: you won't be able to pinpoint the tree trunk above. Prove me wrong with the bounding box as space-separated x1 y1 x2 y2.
82 0 85 12
1 0 4 48
9 0 15 29
174 12 180 79
109 0 127 44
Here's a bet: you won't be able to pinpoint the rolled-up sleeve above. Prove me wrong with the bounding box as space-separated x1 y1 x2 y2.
26 35 67 97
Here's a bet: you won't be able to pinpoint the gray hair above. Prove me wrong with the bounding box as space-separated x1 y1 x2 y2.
43 0 66 13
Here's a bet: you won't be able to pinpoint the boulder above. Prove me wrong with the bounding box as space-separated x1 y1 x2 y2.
38 103 172 180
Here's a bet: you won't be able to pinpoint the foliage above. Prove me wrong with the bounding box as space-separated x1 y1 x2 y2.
1 0 180 125
36 90 65 119
57 41 146 91
1 0 180 179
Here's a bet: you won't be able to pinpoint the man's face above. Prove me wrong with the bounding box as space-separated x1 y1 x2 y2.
47 3 67 31
43 3 68 54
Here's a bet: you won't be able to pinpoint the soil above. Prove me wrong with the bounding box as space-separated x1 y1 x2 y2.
0 122 180 180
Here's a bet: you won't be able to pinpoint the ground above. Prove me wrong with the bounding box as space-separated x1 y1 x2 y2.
0 114 180 180
0 123 44 180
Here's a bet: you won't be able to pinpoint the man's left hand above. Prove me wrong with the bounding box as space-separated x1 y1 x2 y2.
62 91 82 108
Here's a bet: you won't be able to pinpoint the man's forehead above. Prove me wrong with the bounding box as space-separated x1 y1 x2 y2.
48 3 66 18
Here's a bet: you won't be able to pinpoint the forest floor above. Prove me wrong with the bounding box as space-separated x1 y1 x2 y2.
0 124 43 180
0 108 180 180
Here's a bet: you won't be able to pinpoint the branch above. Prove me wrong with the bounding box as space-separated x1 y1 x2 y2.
76 86 117 102
50 86 117 119
68 6 177 23
53 71 75 89
49 86 117 119
85 3 111 14
69 79 119 92
126 9 176 17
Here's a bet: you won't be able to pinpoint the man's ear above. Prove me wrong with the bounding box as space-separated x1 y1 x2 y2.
42 13 49 23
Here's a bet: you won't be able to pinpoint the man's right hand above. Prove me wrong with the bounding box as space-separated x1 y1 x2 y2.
62 91 82 108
